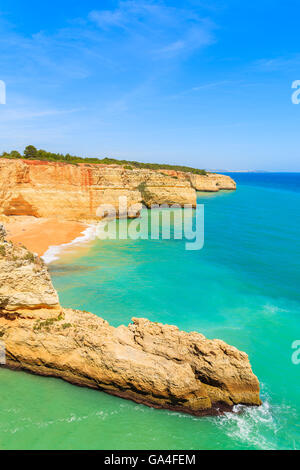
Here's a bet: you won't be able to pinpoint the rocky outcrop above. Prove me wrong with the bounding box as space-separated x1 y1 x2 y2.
0 228 260 416
0 225 60 318
0 309 261 416
189 173 236 192
160 170 236 192
0 159 236 221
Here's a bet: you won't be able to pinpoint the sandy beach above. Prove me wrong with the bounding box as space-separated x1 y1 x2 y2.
0 216 87 256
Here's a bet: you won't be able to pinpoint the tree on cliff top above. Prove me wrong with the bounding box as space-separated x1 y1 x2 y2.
10 150 21 159
0 145 207 175
24 145 37 159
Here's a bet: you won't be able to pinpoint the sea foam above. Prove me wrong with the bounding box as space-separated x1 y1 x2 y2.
216 400 277 450
41 225 97 264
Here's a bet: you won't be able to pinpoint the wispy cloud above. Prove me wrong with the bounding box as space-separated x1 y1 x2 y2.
89 1 216 59
0 21 92 84
0 1 217 146
254 54 300 72
156 24 214 58
0 1 216 94
0 106 82 122
167 80 244 100
89 9 127 30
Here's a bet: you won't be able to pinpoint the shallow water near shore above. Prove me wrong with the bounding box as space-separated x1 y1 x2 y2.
1 173 300 450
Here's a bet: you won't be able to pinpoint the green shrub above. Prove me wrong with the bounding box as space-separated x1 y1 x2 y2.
0 146 207 175
24 252 35 263
24 145 38 159
137 182 147 193
33 312 65 331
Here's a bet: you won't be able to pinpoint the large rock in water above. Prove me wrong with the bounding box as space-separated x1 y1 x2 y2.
0 311 261 415
0 232 260 415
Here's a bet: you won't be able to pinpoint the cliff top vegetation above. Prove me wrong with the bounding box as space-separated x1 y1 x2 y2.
0 145 207 175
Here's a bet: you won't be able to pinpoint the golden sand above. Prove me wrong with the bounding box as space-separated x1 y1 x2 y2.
1 216 87 256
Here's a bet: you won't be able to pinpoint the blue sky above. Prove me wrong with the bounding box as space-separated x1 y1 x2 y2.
0 0 300 170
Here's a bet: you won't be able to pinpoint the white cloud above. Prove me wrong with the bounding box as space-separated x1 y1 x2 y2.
0 105 82 122
0 1 216 96
89 1 216 59
89 10 126 29
156 26 214 58
0 1 217 127
159 39 185 53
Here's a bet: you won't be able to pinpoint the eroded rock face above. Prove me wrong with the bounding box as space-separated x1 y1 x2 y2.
0 232 260 416
0 159 236 221
160 170 237 192
0 159 197 220
189 173 236 192
0 224 60 318
0 310 261 415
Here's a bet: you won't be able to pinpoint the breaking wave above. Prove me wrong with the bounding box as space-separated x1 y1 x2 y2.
214 385 298 450
41 225 97 264
216 400 277 449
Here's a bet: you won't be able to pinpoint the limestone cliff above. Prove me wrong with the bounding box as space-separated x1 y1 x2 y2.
0 227 260 416
0 159 196 220
160 170 236 192
0 159 236 221
0 224 60 318
189 173 236 191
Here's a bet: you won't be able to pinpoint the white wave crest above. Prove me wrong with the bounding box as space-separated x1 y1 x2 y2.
41 225 97 264
215 400 278 450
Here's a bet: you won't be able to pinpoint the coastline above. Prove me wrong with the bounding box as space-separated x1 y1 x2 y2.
42 224 97 264
3 174 299 449
0 216 93 260
0 201 262 420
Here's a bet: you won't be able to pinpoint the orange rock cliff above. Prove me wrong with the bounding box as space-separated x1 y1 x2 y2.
0 159 236 221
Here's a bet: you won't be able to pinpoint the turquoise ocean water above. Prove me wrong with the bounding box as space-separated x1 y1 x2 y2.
0 173 299 450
